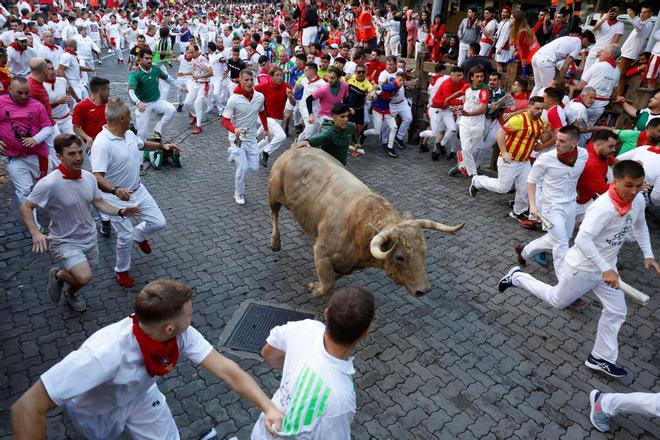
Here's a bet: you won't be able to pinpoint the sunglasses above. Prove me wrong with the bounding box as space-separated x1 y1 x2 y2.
356 70 366 74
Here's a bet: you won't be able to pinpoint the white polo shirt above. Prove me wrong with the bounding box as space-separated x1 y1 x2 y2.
527 146 587 204
6 45 37 77
536 36 581 63
44 77 70 119
222 89 266 142
581 60 620 107
37 44 63 69
621 17 653 60
41 317 212 417
27 169 101 244
251 320 356 440
592 20 624 50
617 146 660 190
90 126 144 191
59 51 84 87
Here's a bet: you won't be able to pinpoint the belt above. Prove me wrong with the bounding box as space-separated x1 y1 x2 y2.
391 100 404 105
130 182 142 193
594 97 610 101
54 112 71 120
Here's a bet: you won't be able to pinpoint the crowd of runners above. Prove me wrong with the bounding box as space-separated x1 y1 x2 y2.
1 0 659 438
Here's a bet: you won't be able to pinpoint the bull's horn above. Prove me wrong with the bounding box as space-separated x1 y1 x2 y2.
370 229 394 260
402 219 465 233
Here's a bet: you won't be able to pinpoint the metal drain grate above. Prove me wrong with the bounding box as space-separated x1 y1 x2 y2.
224 303 315 354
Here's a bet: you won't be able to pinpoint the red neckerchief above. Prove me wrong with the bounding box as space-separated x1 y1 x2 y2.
233 83 254 101
551 22 564 37
607 18 618 26
44 43 59 50
608 185 632 217
57 163 82 179
602 57 617 69
131 314 180 377
572 95 589 108
9 42 25 53
44 78 56 90
648 146 660 154
557 147 578 167
466 17 476 28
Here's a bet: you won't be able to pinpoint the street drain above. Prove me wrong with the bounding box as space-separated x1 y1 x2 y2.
222 302 316 354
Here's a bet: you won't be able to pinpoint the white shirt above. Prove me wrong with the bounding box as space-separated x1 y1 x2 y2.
45 77 70 119
88 20 102 41
7 45 37 77
482 19 498 42
106 22 122 40
299 76 324 114
61 23 78 41
38 44 64 68
592 20 624 50
495 19 511 51
27 169 101 243
48 20 65 39
90 127 144 191
59 51 84 86
177 54 194 76
565 192 653 273
620 16 653 59
651 28 660 57
377 68 400 85
125 27 139 46
222 90 266 142
209 52 227 78
617 146 660 191
343 60 357 76
527 147 587 204
251 320 355 440
581 60 620 106
75 34 100 60
536 36 581 64
458 85 489 129
564 99 588 127
41 317 212 417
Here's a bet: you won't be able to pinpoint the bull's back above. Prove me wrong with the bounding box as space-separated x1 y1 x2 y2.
269 148 370 238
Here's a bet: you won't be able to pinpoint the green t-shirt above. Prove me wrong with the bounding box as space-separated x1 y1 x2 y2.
151 39 173 64
635 108 660 131
616 129 640 155
307 121 357 165
128 65 165 103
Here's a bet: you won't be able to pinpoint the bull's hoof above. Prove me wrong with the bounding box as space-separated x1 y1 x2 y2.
270 237 281 251
306 282 325 298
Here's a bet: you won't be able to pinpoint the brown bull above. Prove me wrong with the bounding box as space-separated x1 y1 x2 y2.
268 147 464 298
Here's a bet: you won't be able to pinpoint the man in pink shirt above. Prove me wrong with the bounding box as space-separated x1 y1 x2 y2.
0 77 54 228
306 67 348 126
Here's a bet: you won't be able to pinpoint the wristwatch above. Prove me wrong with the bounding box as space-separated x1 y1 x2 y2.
111 186 119 195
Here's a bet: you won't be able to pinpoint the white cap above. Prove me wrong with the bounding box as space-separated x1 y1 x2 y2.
14 31 28 41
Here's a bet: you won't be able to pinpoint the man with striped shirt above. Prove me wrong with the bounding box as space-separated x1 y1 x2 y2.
469 96 548 220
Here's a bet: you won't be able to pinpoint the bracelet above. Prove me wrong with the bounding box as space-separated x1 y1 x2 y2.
111 186 119 195
118 208 125 218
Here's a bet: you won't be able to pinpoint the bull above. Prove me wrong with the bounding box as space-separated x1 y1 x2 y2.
268 147 464 298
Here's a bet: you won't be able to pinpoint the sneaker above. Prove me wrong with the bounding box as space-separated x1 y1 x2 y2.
568 297 588 312
534 252 551 266
135 240 152 254
498 266 521 293
509 210 528 222
65 293 87 312
108 48 113 54
260 151 269 167
585 353 627 378
448 164 461 177
149 150 164 170
446 151 456 161
384 146 398 158
48 268 64 303
171 153 182 168
589 390 610 432
514 244 527 266
468 177 478 197
431 151 439 161
234 193 246 205
100 220 112 237
419 143 429 153
177 103 183 112
152 130 162 140
97 59 102 65
116 271 135 288
295 124 304 134
508 199 515 208
394 137 407 150
192 126 202 134
520 219 542 230
198 428 219 440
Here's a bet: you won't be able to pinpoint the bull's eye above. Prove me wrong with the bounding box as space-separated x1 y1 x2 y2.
395 255 405 262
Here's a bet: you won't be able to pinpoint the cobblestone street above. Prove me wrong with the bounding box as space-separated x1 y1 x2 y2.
0 55 658 439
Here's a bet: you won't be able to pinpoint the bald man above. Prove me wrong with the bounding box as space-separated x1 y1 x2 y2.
29 58 59 162
58 39 96 104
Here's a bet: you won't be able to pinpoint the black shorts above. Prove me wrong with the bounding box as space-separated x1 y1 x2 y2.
349 107 365 125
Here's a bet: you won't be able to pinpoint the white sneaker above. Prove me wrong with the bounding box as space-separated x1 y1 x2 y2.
234 194 245 205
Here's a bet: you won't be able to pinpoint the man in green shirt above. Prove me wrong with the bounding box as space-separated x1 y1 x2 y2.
128 48 181 140
615 118 660 156
617 90 660 131
292 103 359 165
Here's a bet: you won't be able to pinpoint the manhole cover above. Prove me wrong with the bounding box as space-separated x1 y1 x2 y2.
224 303 315 354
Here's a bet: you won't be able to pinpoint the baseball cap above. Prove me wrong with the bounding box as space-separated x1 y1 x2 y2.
14 32 28 41
295 45 303 52
330 43 339 49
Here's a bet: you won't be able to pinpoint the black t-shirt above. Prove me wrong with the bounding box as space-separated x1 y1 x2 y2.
461 56 494 77
227 58 247 80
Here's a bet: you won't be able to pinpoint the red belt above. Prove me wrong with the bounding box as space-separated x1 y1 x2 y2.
54 112 71 120
391 100 404 105
481 38 494 45
594 97 610 101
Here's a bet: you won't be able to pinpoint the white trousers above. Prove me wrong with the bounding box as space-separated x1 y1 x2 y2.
184 82 212 128
6 155 41 205
108 184 166 273
586 103 607 126
582 49 599 74
495 48 511 63
257 118 286 154
209 77 228 113
364 111 397 149
135 99 176 140
176 78 190 106
301 26 318 46
479 41 493 57
390 101 412 141
68 384 179 440
297 105 319 141
388 34 401 57
531 55 556 97
521 201 577 275
228 138 260 197
112 38 123 61
473 158 530 215
419 108 457 149
458 123 484 176
54 116 74 135
601 392 660 418
457 42 470 66
512 265 627 363
157 65 171 103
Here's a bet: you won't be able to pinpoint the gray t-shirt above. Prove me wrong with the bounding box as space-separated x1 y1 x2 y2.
27 168 102 243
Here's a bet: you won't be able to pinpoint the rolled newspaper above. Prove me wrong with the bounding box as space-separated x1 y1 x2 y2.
619 279 650 305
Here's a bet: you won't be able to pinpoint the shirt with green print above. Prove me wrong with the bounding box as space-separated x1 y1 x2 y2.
307 120 358 166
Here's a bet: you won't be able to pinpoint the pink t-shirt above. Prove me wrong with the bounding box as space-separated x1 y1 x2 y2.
0 95 51 158
312 81 349 118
